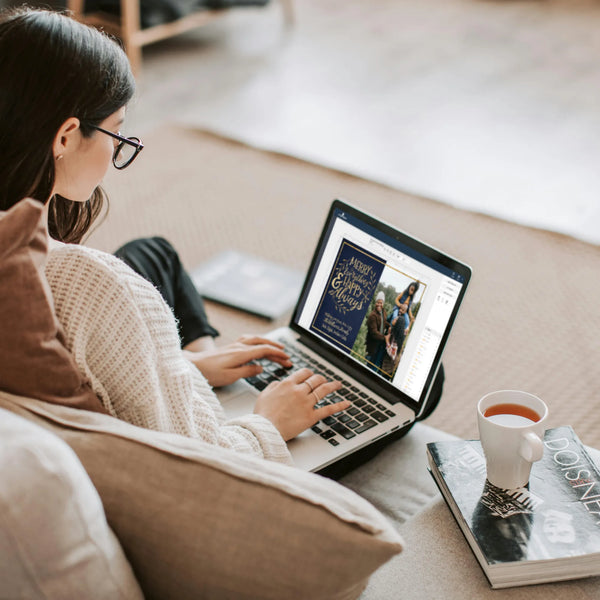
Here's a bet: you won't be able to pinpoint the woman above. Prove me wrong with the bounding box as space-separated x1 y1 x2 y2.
0 7 349 464
390 281 420 335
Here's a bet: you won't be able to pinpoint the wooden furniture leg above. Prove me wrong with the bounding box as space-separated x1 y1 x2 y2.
120 0 142 76
66 0 295 76
280 0 294 26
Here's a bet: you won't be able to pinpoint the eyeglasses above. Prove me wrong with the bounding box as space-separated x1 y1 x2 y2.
92 125 144 170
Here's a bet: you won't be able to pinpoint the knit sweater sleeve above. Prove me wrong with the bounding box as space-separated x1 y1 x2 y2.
45 245 292 465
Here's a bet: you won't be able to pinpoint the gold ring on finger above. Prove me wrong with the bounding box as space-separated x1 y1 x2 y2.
311 390 320 404
304 380 314 393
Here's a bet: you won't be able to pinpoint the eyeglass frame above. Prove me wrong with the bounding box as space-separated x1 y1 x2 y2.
91 125 144 170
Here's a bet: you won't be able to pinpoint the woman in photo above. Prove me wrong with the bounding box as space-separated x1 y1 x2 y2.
390 281 420 334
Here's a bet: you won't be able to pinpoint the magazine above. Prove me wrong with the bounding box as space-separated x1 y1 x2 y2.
426 426 600 589
190 250 304 320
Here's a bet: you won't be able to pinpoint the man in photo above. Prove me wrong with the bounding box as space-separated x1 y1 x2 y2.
365 291 388 373
380 301 408 379
388 301 408 350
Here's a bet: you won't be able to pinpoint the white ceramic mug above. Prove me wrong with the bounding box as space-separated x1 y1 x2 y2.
477 390 548 489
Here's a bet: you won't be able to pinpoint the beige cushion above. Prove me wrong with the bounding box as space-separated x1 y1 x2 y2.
0 391 404 600
0 198 105 413
0 407 143 600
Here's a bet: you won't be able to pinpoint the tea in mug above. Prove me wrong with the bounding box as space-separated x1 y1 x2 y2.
483 402 541 426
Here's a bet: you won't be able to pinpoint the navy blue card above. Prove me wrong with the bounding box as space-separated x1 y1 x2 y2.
310 239 385 352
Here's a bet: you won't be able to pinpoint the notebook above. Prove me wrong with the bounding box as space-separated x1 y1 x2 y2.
217 199 472 473
190 250 304 320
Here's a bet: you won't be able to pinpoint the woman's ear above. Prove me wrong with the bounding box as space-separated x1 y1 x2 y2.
52 117 81 160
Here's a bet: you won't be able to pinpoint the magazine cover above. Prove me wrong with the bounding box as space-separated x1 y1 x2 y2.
427 426 600 585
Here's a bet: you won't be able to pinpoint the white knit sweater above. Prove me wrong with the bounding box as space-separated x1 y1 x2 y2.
45 244 292 464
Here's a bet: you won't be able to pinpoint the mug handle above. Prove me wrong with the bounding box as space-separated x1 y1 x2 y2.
519 431 544 463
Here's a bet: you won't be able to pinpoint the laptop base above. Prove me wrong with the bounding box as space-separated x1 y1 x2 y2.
316 421 415 480
316 364 444 480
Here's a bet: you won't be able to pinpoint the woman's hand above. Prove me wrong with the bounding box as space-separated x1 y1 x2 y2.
185 335 292 388
253 368 351 441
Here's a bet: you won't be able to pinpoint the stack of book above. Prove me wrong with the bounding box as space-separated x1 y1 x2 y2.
427 426 600 589
191 250 304 320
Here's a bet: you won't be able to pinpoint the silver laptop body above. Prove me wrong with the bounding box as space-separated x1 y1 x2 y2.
217 200 471 472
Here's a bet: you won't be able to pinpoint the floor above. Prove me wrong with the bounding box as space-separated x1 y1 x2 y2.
126 0 600 245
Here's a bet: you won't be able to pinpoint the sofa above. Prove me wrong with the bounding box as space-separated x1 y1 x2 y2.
0 197 412 599
0 390 440 599
2 390 599 599
2 199 599 598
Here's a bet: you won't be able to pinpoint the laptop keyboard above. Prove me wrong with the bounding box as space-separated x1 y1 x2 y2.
245 342 396 446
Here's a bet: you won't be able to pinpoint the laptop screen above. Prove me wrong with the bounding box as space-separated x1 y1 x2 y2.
291 200 471 413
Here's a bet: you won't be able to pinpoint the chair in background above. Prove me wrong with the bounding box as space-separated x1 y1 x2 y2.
66 0 294 75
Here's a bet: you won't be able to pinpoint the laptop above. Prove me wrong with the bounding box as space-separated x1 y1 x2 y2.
217 199 471 473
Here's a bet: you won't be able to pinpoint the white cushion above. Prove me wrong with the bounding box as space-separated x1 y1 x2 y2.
0 408 143 600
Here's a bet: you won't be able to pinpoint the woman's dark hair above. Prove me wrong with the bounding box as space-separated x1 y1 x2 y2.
403 281 420 298
0 7 135 242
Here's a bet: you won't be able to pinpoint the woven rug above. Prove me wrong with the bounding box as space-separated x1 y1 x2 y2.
88 126 600 450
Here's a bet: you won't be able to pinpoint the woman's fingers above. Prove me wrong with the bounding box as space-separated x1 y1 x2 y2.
237 335 285 349
227 362 264 381
284 369 341 400
297 372 327 392
228 343 292 367
286 367 314 383
313 399 351 422
254 369 346 440
307 378 341 402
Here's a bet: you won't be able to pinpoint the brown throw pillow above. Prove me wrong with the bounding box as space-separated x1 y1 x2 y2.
0 392 405 600
0 198 105 413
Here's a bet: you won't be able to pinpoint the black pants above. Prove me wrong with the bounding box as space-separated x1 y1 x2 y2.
114 237 219 348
